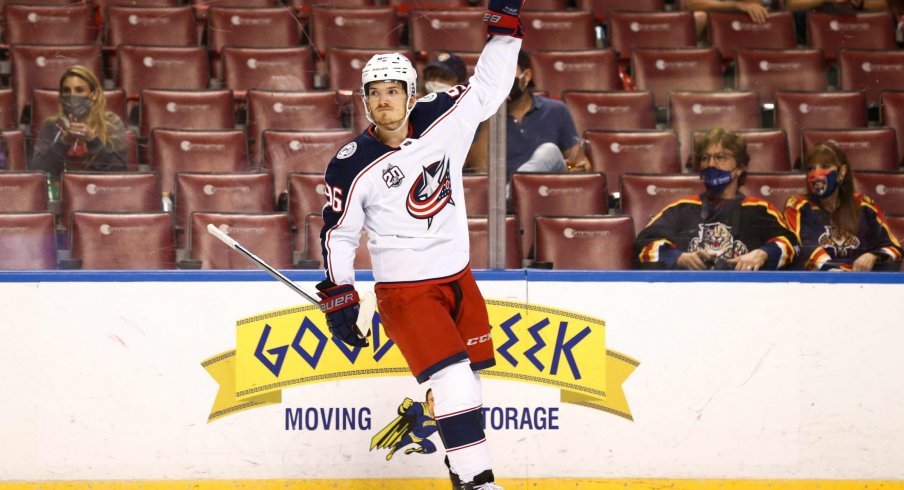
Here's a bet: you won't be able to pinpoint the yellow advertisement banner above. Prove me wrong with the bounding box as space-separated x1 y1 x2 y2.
203 300 638 422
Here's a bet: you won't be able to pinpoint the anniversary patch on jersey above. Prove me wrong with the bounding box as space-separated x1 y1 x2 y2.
406 157 454 228
337 142 357 160
818 225 860 258
383 164 405 188
688 222 748 259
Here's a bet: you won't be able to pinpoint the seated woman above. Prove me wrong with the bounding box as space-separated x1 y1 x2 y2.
785 141 902 271
31 65 127 183
634 128 798 270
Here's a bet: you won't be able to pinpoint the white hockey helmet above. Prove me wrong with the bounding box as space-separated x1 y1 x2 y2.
360 52 417 99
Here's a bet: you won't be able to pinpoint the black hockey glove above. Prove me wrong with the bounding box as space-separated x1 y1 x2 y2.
484 0 525 38
316 281 368 348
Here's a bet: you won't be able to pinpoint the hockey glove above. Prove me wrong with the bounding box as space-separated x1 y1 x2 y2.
485 0 525 38
317 281 368 348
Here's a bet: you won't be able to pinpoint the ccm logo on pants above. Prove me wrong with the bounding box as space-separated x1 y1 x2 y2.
466 334 491 346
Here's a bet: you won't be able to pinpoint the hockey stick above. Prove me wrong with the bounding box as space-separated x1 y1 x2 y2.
206 223 375 339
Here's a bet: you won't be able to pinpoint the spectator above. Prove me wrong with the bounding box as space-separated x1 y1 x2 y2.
686 0 774 38
635 128 797 270
464 49 590 180
784 141 902 271
31 65 127 183
421 52 468 95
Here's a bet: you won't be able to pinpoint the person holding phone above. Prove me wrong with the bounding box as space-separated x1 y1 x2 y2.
31 65 127 183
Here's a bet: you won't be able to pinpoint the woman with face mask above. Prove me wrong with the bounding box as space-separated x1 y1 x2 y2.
31 65 128 185
785 141 902 271
634 128 798 271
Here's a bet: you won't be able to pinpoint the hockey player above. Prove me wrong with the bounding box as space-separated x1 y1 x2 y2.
314 1 525 489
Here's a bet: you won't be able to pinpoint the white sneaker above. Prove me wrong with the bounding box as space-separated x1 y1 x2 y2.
472 484 504 490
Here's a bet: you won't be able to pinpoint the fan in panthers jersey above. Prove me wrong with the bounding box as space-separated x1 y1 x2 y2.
635 128 798 270
785 141 902 271
313 2 524 489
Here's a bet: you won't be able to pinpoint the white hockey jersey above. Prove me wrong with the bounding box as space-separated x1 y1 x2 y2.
321 36 521 286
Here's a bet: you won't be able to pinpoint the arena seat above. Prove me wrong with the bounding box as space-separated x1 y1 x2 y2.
173 172 274 233
584 129 681 194
310 7 401 55
70 211 175 269
806 11 896 62
619 173 704 235
2 131 27 171
707 11 795 61
2 4 95 46
563 90 655 134
326 47 416 95
150 129 250 195
287 172 327 234
529 49 620 99
408 9 487 56
575 0 664 23
288 0 375 20
774 90 868 167
838 49 904 109
852 171 904 217
520 10 596 52
880 91 904 166
0 212 57 270
0 172 47 212
60 171 160 235
0 89 15 131
801 127 899 171
607 11 695 65
221 47 316 100
139 89 235 139
735 48 827 107
31 88 128 138
691 128 792 172
387 0 470 17
462 173 489 218
466 216 521 269
534 214 634 270
188 212 292 269
263 129 354 199
246 90 344 165
207 7 303 78
303 213 371 269
511 172 608 259
10 44 103 123
523 0 569 9
630 48 723 108
669 90 761 167
739 172 806 212
104 5 195 48
116 45 210 113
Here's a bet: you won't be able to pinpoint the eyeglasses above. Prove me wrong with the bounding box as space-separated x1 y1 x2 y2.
698 152 734 165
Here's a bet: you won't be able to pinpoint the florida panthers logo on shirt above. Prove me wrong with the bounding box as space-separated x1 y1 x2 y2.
818 225 860 258
688 222 748 259
406 157 454 228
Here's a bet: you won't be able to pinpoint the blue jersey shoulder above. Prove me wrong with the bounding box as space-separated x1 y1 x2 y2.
409 87 462 136
324 131 390 190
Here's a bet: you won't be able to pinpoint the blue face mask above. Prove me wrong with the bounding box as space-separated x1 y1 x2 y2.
807 168 840 197
700 166 734 196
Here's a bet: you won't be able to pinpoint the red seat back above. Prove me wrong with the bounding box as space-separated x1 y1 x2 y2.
0 212 57 269
735 48 827 106
620 173 704 234
631 48 723 108
0 171 47 212
150 129 250 195
708 11 796 61
774 90 868 167
71 211 175 269
801 127 899 171
608 11 695 62
190 212 292 269
669 90 761 166
529 50 620 99
535 215 634 270
739 172 807 212
467 216 521 269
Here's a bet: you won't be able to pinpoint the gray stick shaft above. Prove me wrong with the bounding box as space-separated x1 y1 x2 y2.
232 242 320 305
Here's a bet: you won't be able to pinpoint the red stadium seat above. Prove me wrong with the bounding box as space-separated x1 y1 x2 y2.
631 48 723 108
139 89 235 138
802 127 899 171
173 172 274 233
0 212 57 269
310 7 401 54
707 11 796 61
534 214 635 270
521 11 597 52
467 216 521 269
511 172 608 259
806 11 896 62
693 128 792 172
0 89 15 131
207 7 304 78
303 213 371 268
10 44 103 124
576 0 664 22
620 173 704 235
774 90 868 168
529 50 620 99
150 129 250 195
2 131 27 171
852 171 904 217
327 47 416 95
31 88 128 139
60 171 161 235
70 211 175 269
839 50 904 109
263 129 353 198
289 0 375 19
221 47 316 99
563 90 655 134
462 173 489 217
387 0 470 17
607 11 695 64
408 9 487 56
0 172 47 212
246 90 344 165
189 212 292 269
287 174 327 251
584 129 681 192
2 4 96 46
739 172 807 212
735 49 827 106
104 5 196 48
669 90 761 167
880 91 904 168
116 45 210 111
